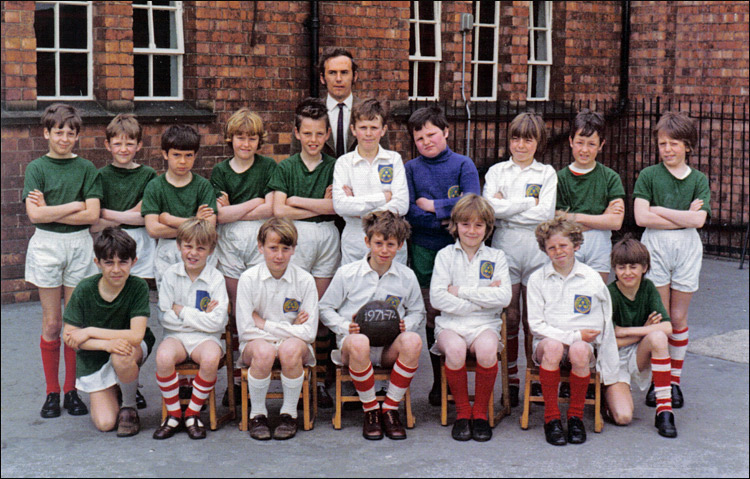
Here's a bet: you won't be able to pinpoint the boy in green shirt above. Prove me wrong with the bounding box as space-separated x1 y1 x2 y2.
63 227 156 437
24 103 102 419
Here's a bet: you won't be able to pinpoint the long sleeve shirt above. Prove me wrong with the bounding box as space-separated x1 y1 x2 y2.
526 260 619 385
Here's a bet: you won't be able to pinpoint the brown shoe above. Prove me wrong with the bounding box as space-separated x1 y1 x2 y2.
152 415 182 440
272 413 298 440
116 407 140 437
382 409 406 440
362 409 383 440
184 415 206 440
249 414 272 441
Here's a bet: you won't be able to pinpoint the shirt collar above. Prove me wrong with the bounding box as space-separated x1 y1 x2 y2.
259 262 294 283
361 254 397 278
452 240 488 258
326 94 353 111
175 262 213 283
508 158 544 171
542 259 586 280
352 145 387 165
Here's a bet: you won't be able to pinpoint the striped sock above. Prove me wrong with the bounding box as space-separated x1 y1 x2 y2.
506 333 520 386
383 360 417 411
651 356 673 414
350 362 378 412
668 327 689 385
539 367 561 423
156 371 181 419
40 336 61 395
185 374 215 417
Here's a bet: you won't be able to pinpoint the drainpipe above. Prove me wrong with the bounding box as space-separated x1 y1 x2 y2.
615 0 631 114
460 13 473 157
309 1 320 98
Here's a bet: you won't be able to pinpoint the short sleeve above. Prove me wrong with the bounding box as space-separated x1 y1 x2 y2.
129 278 152 319
63 286 85 327
140 177 162 216
82 161 104 200
266 161 290 195
632 168 653 202
606 168 626 201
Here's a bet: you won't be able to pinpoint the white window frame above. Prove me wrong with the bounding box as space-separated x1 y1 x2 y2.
409 1 442 101
35 1 94 100
471 1 500 101
133 1 184 101
527 1 552 101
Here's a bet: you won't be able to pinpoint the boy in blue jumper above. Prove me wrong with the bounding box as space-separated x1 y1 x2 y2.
404 105 481 404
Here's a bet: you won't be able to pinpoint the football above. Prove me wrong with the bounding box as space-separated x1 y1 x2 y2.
353 300 401 347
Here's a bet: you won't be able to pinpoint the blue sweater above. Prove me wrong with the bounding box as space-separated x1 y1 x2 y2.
405 146 480 251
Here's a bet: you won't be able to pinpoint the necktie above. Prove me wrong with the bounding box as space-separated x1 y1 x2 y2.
336 103 345 158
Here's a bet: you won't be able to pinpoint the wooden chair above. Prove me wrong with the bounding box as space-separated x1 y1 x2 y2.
239 364 317 431
439 312 511 427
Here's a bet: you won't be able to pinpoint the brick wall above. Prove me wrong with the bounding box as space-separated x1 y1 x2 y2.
2 2 36 109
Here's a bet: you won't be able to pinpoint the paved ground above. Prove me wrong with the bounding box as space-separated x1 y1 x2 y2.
1 257 748 478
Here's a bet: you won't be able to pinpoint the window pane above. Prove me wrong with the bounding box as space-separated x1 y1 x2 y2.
533 1 547 28
152 0 172 6
153 9 176 49
36 52 56 96
134 55 149 96
410 1 415 20
478 0 495 25
59 4 87 49
409 23 416 56
529 65 539 98
530 65 547 98
34 3 55 49
132 0 147 4
419 23 436 57
478 27 495 61
418 1 435 21
534 31 547 61
133 8 149 48
409 61 416 96
153 55 177 97
59 52 87 96
476 63 494 97
417 61 436 97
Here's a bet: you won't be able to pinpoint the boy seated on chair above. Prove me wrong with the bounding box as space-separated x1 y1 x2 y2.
319 210 425 440
236 218 319 441
606 237 676 438
63 227 155 437
153 217 228 440
526 216 618 446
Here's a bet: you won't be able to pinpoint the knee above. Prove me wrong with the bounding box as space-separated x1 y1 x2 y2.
399 332 422 355
443 345 466 367
278 343 303 366
611 409 633 426
155 348 175 370
542 342 564 363
568 343 592 366
646 331 669 351
92 412 117 432
347 334 371 360
254 345 277 368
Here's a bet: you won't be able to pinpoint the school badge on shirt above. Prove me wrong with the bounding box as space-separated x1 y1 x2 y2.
447 185 461 198
525 184 542 198
574 295 592 314
283 298 300 313
378 164 394 184
195 290 211 311
479 261 495 280
384 295 402 309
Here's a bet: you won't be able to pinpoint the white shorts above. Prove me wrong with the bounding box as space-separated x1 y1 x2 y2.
25 228 97 288
240 338 315 368
215 220 264 279
431 324 504 356
76 340 149 393
532 340 596 368
124 226 156 279
340 222 407 266
154 238 218 290
290 221 341 278
163 331 225 356
576 229 612 274
615 343 652 390
641 228 702 293
492 225 546 285
331 346 386 368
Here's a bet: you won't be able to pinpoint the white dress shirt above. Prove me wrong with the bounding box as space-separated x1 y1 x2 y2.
327 93 353 152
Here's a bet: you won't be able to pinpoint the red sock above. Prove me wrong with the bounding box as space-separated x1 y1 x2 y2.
40 336 61 395
506 334 520 385
63 343 77 393
350 362 378 412
383 359 417 411
185 374 216 418
539 367 561 423
157 371 182 419
445 365 471 420
567 371 590 419
472 362 498 420
651 357 673 414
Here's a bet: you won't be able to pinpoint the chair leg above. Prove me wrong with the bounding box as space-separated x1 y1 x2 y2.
161 398 167 424
405 387 415 429
240 370 248 432
303 369 312 431
208 388 218 431
440 361 448 426
594 373 603 433
488 390 495 428
333 368 342 430
520 369 532 430
500 352 511 418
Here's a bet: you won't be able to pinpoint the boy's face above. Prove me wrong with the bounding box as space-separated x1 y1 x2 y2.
456 216 486 251
569 130 604 169
94 255 135 289
163 148 196 177
351 116 387 152
294 118 330 159
179 239 212 274
231 133 260 162
413 121 449 158
544 233 579 272
657 132 688 169
259 231 295 278
106 134 142 167
509 136 538 164
320 55 357 102
614 263 647 290
44 125 79 158
364 233 402 270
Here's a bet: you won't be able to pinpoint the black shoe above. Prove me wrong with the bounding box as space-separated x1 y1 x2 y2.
559 382 570 398
645 382 656 407
472 418 492 442
41 392 61 418
671 384 684 409
586 383 596 400
136 390 147 410
222 385 242 408
502 384 520 408
655 411 678 438
567 416 587 444
63 390 89 416
428 383 442 407
451 418 472 441
530 382 543 399
544 419 567 446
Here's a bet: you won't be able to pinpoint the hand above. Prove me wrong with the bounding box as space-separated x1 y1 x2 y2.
399 319 406 333
342 185 354 197
63 328 90 349
159 211 172 224
172 303 184 316
204 299 219 313
348 316 360 335
534 196 540 206
294 311 309 325
646 311 662 325
416 197 435 213
253 311 266 330
604 198 625 215
689 198 704 212
196 204 215 220
490 280 502 287
107 338 134 356
447 285 460 296
580 329 601 343
383 190 393 202
325 184 333 199
27 189 48 207
493 191 504 200
217 192 230 207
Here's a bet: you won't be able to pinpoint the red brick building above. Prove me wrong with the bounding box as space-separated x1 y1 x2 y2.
2 1 748 303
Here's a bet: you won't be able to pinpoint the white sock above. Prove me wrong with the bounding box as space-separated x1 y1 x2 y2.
247 373 271 419
280 373 304 419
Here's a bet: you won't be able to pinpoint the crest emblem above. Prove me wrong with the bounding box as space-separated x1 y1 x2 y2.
283 298 300 313
525 184 542 198
447 185 461 198
479 261 495 280
195 290 210 311
378 164 394 184
574 295 592 314
384 295 402 309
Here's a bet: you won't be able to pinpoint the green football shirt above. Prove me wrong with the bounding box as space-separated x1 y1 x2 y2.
210 154 277 204
99 164 158 229
556 162 625 215
141 173 217 219
608 278 670 329
266 153 337 223
633 163 711 217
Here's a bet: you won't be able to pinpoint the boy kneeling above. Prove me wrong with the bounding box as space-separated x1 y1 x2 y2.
63 227 156 437
320 211 425 440
527 216 619 446
236 218 318 440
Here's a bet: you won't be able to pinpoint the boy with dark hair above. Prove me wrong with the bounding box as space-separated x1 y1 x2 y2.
320 211 424 440
63 227 155 436
25 103 102 418
141 124 217 290
405 105 481 406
